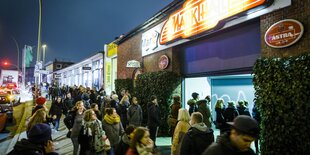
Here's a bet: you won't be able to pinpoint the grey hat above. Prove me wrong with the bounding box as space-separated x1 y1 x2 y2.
227 115 259 138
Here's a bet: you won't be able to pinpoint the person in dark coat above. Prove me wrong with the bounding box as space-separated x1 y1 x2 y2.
203 115 259 155
187 92 199 116
116 125 135 155
215 98 226 133
180 112 214 155
147 95 160 147
8 123 58 155
169 95 181 136
49 97 63 131
63 93 74 116
237 100 251 116
252 103 261 154
127 97 143 126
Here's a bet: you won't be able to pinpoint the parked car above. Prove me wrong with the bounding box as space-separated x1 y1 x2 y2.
0 89 20 122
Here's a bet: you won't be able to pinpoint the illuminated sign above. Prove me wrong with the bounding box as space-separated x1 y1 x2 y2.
107 43 117 57
142 30 159 55
265 19 304 48
160 0 272 44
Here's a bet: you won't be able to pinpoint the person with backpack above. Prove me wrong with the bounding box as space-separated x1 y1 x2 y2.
180 112 214 155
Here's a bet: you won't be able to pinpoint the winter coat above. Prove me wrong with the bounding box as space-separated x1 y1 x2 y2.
49 101 63 119
180 123 214 155
170 102 181 119
197 102 212 128
224 106 239 122
237 106 251 117
171 121 191 155
63 98 74 115
215 107 225 129
102 118 124 147
127 104 143 126
202 132 256 155
147 102 160 127
117 103 128 128
8 138 58 155
116 133 131 155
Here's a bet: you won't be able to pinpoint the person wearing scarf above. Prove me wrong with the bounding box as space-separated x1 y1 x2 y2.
126 127 154 155
102 108 124 155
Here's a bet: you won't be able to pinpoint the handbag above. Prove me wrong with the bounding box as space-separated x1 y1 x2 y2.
103 138 111 151
167 115 178 127
94 134 111 152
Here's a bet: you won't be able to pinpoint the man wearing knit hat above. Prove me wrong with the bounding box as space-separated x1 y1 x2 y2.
202 115 259 155
32 97 47 115
8 123 58 155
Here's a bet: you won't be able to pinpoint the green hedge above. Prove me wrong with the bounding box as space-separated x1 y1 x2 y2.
253 53 310 155
134 71 181 136
115 78 133 96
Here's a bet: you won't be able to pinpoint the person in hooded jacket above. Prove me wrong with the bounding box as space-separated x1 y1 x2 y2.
180 112 214 155
202 115 259 155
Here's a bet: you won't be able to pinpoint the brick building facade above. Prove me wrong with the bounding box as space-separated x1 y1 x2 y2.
261 0 310 57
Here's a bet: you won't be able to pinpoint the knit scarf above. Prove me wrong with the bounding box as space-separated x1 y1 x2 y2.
103 114 120 124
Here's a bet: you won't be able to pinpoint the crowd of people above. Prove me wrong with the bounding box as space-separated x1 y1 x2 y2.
9 85 260 155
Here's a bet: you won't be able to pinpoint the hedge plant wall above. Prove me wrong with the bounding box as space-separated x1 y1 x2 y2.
134 71 181 136
253 53 310 155
115 78 133 96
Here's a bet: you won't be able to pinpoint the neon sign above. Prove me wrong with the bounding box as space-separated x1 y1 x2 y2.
160 0 272 44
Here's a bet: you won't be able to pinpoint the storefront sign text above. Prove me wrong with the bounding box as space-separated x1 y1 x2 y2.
142 31 159 54
160 0 272 44
107 43 117 57
264 19 304 48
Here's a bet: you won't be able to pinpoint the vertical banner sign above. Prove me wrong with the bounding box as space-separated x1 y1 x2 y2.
105 62 112 88
107 43 117 57
160 0 273 44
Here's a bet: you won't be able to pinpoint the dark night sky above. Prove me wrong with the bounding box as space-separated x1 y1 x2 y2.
0 0 172 68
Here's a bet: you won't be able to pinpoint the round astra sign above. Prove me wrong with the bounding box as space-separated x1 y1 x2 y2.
158 55 169 70
265 19 304 48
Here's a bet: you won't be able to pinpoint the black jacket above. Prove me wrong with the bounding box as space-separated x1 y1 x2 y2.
147 102 160 127
202 132 256 155
180 125 214 155
8 139 58 155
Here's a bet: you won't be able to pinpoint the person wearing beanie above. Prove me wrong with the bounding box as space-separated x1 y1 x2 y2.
32 97 48 115
8 123 58 155
202 115 259 155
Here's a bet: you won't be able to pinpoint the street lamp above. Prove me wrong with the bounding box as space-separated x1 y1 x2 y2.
3 61 20 72
42 44 47 65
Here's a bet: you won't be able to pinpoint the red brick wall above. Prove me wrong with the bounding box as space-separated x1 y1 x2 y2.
117 33 142 79
261 0 310 57
117 33 182 79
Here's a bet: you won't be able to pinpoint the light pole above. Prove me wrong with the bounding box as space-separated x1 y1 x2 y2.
42 44 47 66
10 36 20 69
34 0 43 101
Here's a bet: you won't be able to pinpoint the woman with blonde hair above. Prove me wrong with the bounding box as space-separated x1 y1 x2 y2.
27 108 52 132
171 108 191 155
64 101 86 155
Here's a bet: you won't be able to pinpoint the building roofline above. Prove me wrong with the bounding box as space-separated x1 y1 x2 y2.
115 0 185 44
